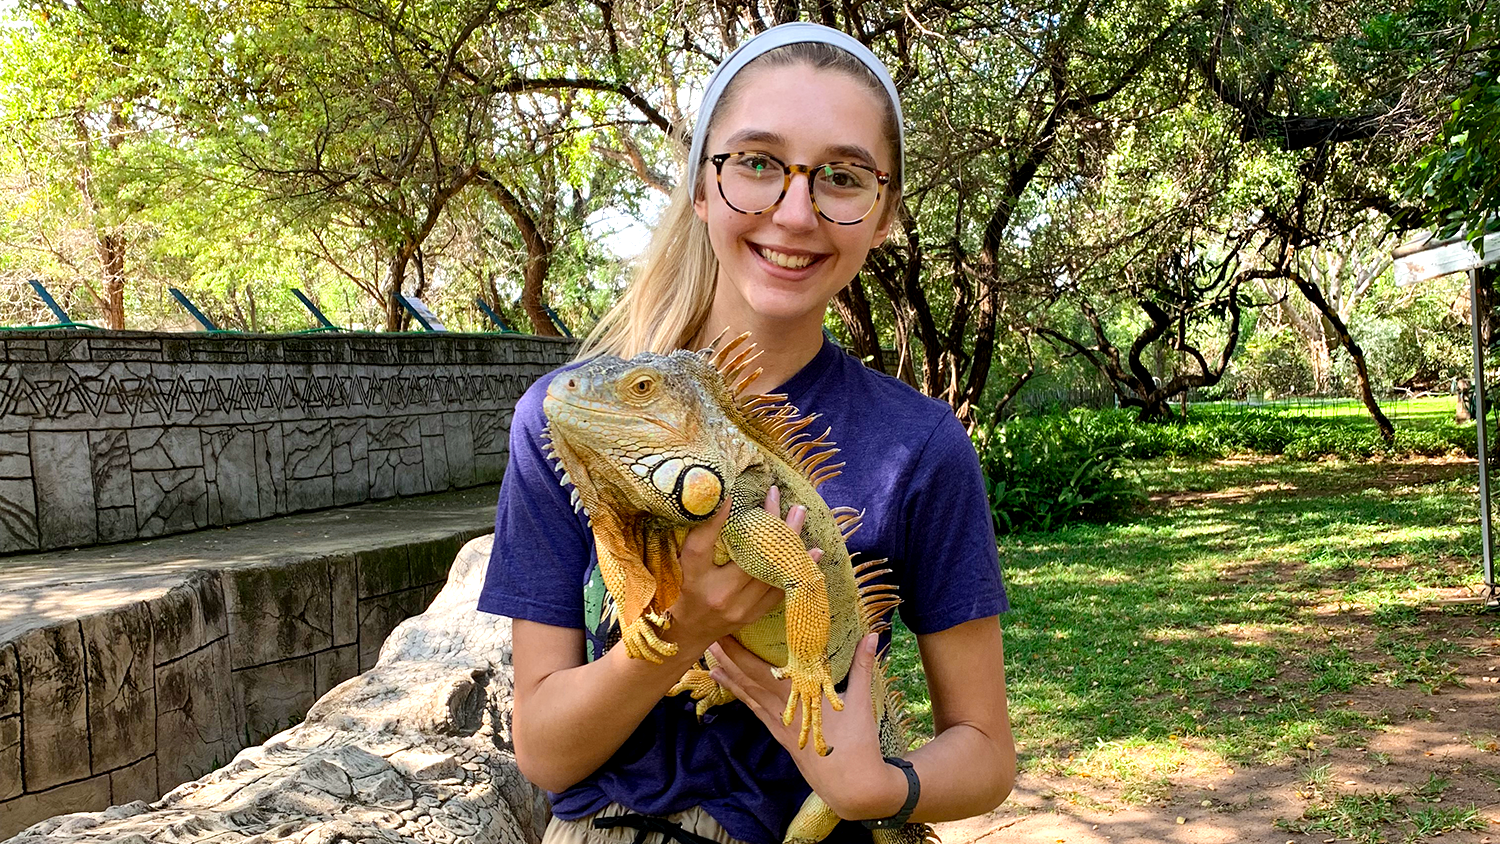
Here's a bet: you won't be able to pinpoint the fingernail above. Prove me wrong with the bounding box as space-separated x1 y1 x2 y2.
862 633 878 655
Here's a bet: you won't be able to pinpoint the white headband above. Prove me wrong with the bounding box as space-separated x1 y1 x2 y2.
686 22 905 196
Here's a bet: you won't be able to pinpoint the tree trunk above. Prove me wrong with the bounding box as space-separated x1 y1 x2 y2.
1477 266 1500 351
96 232 126 330
1288 269 1395 441
481 174 560 337
831 277 885 373
1136 397 1176 423
382 253 410 332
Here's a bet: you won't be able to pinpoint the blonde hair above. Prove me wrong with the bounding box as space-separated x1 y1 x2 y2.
579 42 903 360
578 177 720 358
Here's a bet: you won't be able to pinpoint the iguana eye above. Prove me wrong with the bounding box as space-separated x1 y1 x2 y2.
626 373 657 398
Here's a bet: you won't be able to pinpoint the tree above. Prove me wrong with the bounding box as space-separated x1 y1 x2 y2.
0 0 170 328
1404 4 1500 243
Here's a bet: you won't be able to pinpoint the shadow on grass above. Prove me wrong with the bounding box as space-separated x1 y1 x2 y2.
893 458 1498 782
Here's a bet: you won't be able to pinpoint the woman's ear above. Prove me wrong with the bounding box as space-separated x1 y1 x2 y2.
693 181 709 223
868 194 898 247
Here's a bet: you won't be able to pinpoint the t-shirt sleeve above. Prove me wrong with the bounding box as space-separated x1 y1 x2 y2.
896 411 1008 634
477 372 593 627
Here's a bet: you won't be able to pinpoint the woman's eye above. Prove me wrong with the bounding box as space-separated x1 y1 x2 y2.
818 165 867 189
734 154 777 176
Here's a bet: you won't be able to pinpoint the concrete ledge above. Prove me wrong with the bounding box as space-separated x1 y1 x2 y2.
0 486 501 837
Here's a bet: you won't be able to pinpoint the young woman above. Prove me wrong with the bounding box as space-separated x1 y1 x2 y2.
479 22 1015 844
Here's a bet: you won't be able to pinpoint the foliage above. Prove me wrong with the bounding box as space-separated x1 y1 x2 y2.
1406 44 1500 243
0 0 1493 423
986 402 1472 467
970 415 1142 535
969 396 1479 535
1226 321 1318 399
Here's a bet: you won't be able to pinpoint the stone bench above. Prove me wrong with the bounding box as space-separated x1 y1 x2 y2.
0 487 514 838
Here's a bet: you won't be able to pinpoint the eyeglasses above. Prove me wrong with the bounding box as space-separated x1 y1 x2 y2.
708 151 891 226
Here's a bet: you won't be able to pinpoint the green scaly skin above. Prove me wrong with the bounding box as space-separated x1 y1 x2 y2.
542 343 933 844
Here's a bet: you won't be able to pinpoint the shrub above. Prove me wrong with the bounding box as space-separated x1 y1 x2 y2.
971 407 1478 533
971 413 1141 535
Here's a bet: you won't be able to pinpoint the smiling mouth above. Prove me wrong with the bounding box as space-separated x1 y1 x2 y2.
757 245 818 270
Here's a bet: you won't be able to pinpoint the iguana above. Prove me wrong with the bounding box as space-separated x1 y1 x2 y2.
540 335 932 844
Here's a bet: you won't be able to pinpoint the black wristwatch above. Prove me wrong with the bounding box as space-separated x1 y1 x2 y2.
859 756 920 829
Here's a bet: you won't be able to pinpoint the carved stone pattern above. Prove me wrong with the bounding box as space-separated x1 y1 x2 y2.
0 371 536 424
0 333 574 554
4 536 549 844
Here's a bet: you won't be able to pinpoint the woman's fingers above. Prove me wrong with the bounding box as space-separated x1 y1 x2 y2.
678 500 733 574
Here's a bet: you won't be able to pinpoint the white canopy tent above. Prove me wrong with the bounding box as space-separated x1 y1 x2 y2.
1393 230 1500 609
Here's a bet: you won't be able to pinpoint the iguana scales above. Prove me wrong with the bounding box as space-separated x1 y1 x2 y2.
540 335 933 844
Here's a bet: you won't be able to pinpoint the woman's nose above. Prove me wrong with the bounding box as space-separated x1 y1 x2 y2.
772 173 819 230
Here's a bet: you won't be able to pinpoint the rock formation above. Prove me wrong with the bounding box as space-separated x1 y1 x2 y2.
5 536 549 844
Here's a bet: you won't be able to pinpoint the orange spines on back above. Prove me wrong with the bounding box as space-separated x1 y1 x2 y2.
851 556 900 634
703 334 846 491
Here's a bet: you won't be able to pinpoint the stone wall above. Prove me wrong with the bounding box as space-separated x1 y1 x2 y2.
0 330 574 554
2 535 548 844
0 491 502 838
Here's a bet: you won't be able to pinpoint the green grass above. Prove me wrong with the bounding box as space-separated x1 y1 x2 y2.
1190 395 1459 425
1275 773 1489 843
890 455 1498 798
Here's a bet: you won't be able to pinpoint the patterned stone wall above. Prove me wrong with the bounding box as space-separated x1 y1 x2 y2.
0 526 493 837
0 331 574 554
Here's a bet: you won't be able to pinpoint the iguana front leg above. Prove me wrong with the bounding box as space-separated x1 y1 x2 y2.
592 510 676 662
668 650 738 715
720 504 842 755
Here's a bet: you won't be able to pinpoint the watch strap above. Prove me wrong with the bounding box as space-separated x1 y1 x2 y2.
859 756 920 829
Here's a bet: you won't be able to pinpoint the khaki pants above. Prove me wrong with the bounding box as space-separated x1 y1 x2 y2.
542 804 750 844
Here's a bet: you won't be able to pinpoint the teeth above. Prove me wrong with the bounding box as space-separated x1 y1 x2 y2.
570 489 580 509
759 247 814 269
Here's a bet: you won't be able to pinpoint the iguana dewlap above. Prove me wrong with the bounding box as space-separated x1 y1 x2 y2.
540 336 932 844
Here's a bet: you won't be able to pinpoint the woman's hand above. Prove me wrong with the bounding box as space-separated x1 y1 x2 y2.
707 632 909 822
667 486 809 654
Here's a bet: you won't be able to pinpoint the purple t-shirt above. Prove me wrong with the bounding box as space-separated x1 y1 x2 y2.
479 338 1007 844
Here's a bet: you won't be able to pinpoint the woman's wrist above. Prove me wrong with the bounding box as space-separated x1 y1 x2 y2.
839 756 914 822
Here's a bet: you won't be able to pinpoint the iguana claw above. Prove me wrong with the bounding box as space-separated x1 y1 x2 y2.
621 612 676 662
668 666 737 716
772 660 843 756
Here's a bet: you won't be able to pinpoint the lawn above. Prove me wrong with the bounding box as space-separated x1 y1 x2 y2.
892 453 1500 843
1189 394 1461 426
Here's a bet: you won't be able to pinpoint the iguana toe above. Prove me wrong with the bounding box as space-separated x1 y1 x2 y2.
668 667 737 716
622 617 677 662
773 662 843 756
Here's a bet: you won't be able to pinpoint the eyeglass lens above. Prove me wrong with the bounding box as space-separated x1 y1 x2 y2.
718 153 880 224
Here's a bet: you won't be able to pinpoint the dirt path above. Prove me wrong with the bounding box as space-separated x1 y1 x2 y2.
937 635 1500 843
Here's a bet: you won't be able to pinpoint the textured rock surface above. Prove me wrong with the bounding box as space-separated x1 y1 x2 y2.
3 535 548 844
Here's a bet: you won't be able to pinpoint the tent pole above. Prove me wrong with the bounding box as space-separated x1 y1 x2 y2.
1470 268 1497 606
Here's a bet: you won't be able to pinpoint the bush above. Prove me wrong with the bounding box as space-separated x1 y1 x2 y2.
971 407 1476 534
971 413 1141 535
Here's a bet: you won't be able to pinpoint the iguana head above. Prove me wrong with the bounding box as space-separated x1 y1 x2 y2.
543 350 740 524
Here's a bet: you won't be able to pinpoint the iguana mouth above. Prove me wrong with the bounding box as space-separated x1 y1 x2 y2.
544 389 685 440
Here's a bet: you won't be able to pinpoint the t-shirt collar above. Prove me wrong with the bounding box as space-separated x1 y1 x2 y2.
770 334 839 404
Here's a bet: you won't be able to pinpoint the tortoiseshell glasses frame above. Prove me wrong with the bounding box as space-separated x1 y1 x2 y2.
708 151 891 225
